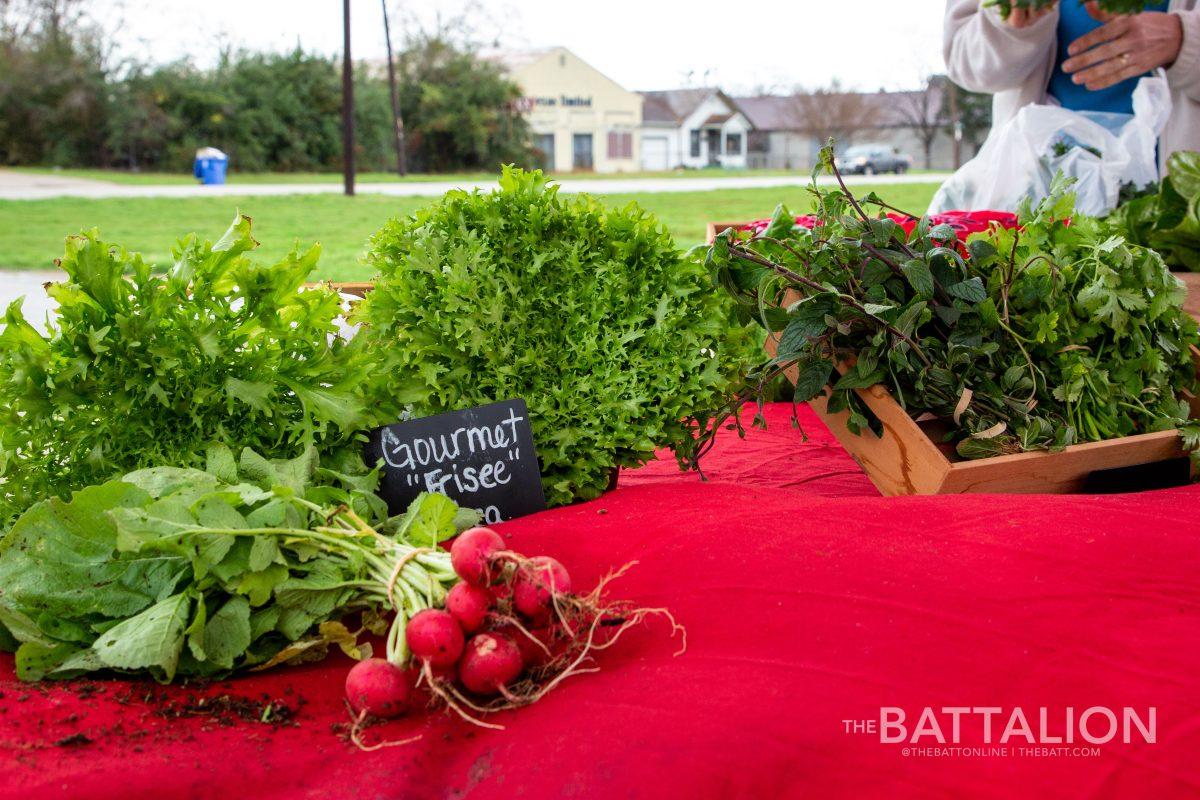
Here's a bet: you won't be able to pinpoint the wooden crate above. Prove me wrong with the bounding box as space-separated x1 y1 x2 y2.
310 281 374 298
710 220 1200 496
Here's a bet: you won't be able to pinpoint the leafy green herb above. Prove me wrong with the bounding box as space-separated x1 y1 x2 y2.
354 167 759 506
0 214 370 526
986 0 1150 19
0 445 476 682
1108 151 1200 272
700 144 1200 465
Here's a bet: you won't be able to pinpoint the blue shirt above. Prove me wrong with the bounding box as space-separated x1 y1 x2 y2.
1048 1 1168 114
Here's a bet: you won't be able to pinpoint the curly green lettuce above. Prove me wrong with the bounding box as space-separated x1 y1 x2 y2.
0 214 369 525
354 167 759 506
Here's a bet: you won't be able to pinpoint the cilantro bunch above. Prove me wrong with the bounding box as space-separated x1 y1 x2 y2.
0 445 472 682
1108 151 1200 271
705 147 1200 462
354 167 758 506
0 215 369 526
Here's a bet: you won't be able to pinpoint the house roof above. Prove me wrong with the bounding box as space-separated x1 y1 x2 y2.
641 93 678 124
477 47 556 72
639 87 726 124
733 83 949 132
733 95 805 131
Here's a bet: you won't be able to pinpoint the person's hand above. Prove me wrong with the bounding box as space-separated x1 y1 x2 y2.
1082 1 1118 23
1005 1 1056 28
1062 10 1184 90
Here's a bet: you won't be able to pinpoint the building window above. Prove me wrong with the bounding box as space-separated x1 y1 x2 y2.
747 131 769 153
573 133 594 170
725 133 742 156
689 130 701 158
607 131 632 160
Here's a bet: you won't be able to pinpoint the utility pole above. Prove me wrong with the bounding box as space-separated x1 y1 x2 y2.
381 0 407 176
948 79 962 170
342 0 356 196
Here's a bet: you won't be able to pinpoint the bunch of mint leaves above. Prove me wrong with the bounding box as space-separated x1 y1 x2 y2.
1108 151 1200 272
0 444 473 682
703 145 1200 462
0 214 370 527
354 166 759 506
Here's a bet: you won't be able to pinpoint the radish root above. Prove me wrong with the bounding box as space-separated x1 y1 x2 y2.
418 660 506 730
345 704 423 752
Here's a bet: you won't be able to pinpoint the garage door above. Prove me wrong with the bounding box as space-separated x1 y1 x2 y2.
642 136 669 171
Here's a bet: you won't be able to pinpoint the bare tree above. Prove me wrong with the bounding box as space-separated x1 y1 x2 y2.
895 74 947 170
790 80 882 150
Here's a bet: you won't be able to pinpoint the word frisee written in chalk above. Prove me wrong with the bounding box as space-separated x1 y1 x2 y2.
380 406 525 497
366 398 545 525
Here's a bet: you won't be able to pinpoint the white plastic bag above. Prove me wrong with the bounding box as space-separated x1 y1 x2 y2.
929 73 1171 216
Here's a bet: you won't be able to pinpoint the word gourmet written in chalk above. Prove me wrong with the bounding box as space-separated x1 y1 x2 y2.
365 399 546 523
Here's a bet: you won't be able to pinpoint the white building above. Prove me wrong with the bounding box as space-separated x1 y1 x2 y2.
481 47 643 173
639 88 752 171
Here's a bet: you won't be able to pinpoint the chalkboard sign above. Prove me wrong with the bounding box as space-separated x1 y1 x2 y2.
364 399 546 524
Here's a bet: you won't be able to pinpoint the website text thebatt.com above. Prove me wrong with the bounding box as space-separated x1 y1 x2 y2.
842 707 1155 759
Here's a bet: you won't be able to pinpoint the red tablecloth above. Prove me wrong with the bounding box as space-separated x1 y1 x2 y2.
3 403 1199 800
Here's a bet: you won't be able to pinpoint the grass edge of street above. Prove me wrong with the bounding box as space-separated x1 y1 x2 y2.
0 182 942 282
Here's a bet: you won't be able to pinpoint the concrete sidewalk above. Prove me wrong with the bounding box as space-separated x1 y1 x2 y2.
0 170 951 201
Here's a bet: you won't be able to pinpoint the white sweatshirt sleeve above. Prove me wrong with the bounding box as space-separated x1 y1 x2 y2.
944 0 1059 94
1167 10 1200 103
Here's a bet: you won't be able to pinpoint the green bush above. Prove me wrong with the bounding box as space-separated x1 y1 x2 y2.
3 1 530 173
355 168 758 506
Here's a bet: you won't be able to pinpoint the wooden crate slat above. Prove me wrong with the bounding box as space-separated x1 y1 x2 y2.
937 430 1186 494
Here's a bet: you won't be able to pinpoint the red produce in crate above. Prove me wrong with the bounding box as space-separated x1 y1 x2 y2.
738 210 1019 252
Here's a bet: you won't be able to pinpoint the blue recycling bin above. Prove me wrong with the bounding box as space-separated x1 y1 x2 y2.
193 147 228 185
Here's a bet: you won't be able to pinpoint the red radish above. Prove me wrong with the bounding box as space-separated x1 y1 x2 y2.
513 556 571 622
345 658 410 718
450 527 506 586
495 622 555 669
492 580 512 603
406 609 465 667
459 632 524 695
446 582 492 633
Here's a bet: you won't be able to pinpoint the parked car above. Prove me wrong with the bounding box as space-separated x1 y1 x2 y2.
836 145 912 175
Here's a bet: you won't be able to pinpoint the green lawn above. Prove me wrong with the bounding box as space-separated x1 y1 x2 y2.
0 183 939 282
8 165 942 187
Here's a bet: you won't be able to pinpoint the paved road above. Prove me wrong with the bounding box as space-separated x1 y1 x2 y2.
0 170 951 201
0 170 115 196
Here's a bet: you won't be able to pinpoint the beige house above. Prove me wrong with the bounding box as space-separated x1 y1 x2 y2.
481 47 643 173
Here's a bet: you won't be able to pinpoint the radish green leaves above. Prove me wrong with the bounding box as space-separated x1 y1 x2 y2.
0 446 475 682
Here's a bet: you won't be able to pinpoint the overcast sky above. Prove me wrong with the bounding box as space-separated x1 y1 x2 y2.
93 0 947 93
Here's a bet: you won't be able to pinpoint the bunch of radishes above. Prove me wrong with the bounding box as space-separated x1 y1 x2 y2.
344 526 675 737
